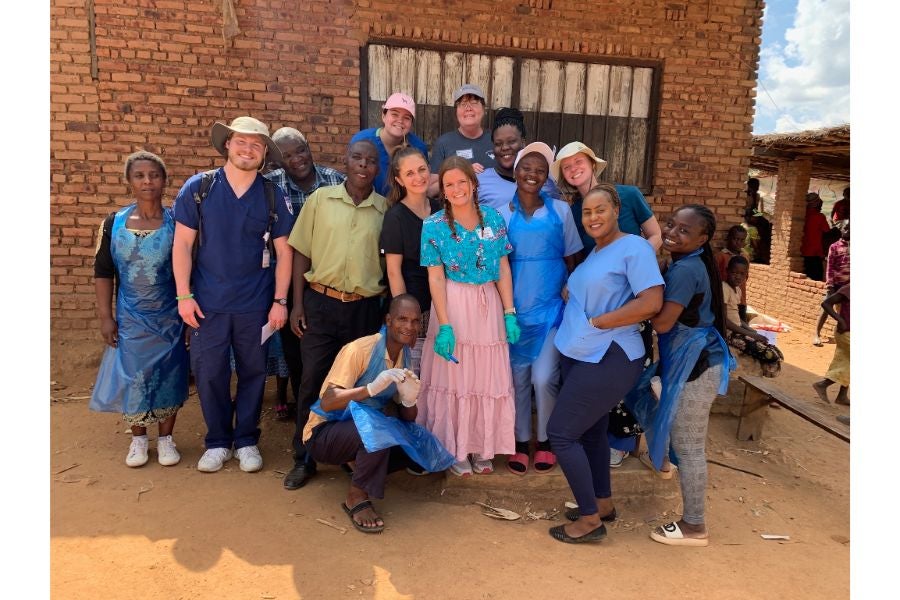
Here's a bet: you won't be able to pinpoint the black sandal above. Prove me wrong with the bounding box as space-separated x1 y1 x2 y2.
342 500 384 534
549 523 607 544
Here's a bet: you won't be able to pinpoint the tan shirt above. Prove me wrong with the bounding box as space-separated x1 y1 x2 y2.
287 183 387 297
301 333 402 443
722 282 742 327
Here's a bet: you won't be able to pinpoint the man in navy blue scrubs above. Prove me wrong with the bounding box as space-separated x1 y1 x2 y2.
172 116 296 473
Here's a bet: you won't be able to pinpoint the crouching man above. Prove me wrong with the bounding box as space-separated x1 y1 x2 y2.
302 294 454 533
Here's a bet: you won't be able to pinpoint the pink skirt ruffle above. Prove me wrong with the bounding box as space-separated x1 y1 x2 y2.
417 280 515 461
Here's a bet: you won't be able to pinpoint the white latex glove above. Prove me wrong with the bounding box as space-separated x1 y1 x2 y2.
366 368 407 398
395 368 421 407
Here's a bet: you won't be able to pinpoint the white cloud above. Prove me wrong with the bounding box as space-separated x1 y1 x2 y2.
755 0 850 133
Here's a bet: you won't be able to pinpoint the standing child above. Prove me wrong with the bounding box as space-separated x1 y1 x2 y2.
722 256 783 377
813 284 850 405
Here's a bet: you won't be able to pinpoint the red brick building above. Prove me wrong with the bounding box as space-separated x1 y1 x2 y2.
50 0 765 339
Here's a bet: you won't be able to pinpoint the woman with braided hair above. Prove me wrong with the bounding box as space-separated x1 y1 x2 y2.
417 156 520 477
477 107 560 210
637 204 735 547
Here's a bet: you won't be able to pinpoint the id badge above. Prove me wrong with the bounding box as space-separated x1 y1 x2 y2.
478 226 494 240
261 231 271 268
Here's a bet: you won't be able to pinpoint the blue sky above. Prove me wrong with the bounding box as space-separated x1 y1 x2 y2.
753 0 850 134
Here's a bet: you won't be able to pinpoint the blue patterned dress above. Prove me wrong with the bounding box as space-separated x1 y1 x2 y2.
90 205 189 426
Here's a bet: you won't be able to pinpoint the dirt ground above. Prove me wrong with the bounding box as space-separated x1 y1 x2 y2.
49 329 850 599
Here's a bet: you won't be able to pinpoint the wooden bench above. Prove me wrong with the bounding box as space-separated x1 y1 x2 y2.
736 375 850 443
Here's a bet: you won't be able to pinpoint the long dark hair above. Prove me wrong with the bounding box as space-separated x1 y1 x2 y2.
438 156 485 240
386 146 428 207
677 204 726 337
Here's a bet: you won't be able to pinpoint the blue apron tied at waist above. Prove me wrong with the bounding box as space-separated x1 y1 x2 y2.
309 326 455 472
624 321 734 470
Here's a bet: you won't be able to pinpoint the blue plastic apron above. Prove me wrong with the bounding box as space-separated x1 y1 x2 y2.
507 191 566 366
308 327 455 472
623 249 734 469
90 205 189 416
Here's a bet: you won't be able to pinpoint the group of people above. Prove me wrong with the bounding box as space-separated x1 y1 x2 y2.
94 83 822 547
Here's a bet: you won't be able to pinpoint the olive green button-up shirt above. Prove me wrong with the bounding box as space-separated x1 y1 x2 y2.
287 183 387 297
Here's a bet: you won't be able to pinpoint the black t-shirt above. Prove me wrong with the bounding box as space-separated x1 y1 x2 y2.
379 198 441 310
94 213 116 278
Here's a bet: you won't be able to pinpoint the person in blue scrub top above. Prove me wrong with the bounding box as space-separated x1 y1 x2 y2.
172 116 296 475
546 184 663 544
478 107 560 211
350 92 429 197
495 142 582 476
551 141 664 468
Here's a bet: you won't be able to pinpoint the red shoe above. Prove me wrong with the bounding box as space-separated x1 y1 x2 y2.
533 450 557 474
507 452 529 476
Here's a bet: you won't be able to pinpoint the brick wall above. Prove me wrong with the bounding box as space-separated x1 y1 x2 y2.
50 0 765 339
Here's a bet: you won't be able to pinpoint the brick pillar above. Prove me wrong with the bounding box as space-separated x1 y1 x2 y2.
772 158 811 276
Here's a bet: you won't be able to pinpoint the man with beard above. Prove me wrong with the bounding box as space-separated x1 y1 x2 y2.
283 139 388 490
264 127 346 420
172 116 296 474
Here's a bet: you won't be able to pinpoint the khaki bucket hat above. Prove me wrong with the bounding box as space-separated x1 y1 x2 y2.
211 116 282 163
550 141 608 184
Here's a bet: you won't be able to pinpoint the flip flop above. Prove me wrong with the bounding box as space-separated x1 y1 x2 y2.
649 521 708 547
507 452 529 475
549 523 607 544
533 450 557 474
565 506 617 523
342 500 384 534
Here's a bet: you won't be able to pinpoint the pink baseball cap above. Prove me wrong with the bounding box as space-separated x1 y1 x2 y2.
382 92 416 119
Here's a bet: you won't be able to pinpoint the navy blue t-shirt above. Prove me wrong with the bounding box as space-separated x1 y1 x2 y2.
173 168 295 313
663 253 714 328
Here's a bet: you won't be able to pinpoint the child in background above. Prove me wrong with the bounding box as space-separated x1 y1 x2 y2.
813 284 850 405
716 225 750 321
722 256 783 378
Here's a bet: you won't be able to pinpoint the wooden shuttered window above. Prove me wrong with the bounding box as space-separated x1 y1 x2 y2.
362 43 660 192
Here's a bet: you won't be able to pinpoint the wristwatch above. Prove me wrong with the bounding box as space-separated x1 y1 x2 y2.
274 298 287 306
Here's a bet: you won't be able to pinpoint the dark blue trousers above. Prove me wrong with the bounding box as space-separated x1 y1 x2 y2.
190 310 269 450
548 343 643 516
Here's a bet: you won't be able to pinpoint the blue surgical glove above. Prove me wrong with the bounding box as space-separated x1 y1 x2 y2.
504 314 521 344
434 324 456 361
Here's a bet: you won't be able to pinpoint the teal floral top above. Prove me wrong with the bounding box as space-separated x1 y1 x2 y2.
420 206 513 285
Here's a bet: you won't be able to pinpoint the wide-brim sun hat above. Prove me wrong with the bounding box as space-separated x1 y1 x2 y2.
211 116 282 163
550 141 608 184
514 141 556 172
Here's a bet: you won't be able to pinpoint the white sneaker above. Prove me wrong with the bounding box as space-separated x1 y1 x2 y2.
610 449 629 468
125 436 149 468
235 445 263 472
197 448 233 473
156 435 181 467
812 335 823 347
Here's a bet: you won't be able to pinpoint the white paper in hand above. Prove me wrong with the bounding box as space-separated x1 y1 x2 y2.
261 323 276 345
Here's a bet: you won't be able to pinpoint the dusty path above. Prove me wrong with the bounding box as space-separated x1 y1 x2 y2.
50 330 849 599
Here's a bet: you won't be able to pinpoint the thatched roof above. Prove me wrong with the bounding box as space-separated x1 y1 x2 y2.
750 124 850 181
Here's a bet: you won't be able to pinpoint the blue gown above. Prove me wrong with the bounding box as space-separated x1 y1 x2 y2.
89 205 189 425
506 191 566 366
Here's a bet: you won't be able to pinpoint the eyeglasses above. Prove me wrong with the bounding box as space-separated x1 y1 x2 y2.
457 100 481 109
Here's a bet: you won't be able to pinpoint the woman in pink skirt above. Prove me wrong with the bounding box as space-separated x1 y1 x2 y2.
418 156 521 476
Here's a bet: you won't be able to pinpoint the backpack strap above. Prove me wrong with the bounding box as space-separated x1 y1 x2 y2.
263 178 278 257
191 169 217 249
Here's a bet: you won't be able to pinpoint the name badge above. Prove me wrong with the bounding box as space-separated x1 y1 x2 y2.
456 148 474 160
477 226 494 240
262 231 271 268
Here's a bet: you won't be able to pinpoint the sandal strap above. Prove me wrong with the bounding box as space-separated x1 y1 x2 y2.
346 499 374 516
